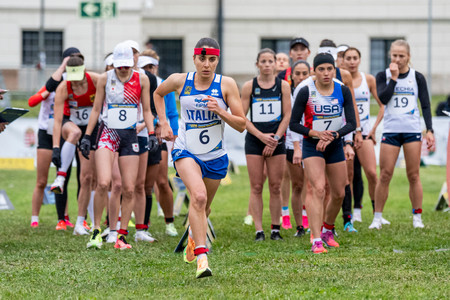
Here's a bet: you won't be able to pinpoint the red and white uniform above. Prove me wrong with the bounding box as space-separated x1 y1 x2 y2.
64 72 96 126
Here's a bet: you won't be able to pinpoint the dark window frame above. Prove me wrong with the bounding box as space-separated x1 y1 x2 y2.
22 30 64 66
148 38 183 80
370 37 404 76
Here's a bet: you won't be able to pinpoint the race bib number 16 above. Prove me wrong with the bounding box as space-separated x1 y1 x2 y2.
108 103 138 129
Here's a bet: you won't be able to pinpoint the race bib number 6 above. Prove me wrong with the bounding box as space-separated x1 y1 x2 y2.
186 120 222 155
107 103 138 129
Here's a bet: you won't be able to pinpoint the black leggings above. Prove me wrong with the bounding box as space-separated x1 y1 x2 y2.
353 152 364 209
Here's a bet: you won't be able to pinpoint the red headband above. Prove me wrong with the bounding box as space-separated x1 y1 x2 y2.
194 48 220 56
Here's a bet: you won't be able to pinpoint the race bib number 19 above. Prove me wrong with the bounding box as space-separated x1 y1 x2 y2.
108 103 138 129
186 120 222 155
387 95 415 115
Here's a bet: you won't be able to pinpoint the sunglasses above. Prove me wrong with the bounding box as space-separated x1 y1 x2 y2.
117 66 131 70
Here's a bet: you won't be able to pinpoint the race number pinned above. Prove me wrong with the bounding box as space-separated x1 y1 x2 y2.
107 103 138 129
251 97 281 122
387 95 415 115
186 120 222 155
312 115 342 132
70 106 92 126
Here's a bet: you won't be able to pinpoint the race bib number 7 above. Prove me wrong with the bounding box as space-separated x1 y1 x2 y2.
312 115 342 132
108 103 138 129
186 120 222 155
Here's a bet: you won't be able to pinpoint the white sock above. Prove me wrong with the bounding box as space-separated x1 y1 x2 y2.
354 208 361 214
374 212 382 220
87 191 95 223
197 253 207 261
31 216 39 223
313 238 322 244
59 142 76 173
76 216 85 226
322 227 332 234
302 209 307 216
282 206 289 216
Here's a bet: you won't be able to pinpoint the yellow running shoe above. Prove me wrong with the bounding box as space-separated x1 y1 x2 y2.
183 235 196 264
196 256 212 279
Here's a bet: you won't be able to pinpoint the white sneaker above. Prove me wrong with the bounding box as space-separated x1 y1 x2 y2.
73 224 89 235
165 223 178 236
116 221 120 231
381 217 391 225
106 231 117 243
243 215 253 226
413 214 424 228
101 227 110 238
50 175 66 194
369 218 382 230
352 208 362 223
135 230 156 243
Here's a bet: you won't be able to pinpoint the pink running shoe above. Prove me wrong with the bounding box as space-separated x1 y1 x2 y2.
65 219 74 228
302 215 309 229
282 215 292 229
311 240 328 254
321 231 340 248
114 235 132 250
30 222 39 228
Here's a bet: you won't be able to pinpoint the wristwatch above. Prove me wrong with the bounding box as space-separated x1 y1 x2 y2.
274 135 281 141
355 127 362 133
344 141 354 147
427 129 434 134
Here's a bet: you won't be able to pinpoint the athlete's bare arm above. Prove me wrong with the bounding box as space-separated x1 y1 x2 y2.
275 80 292 138
85 72 107 136
341 68 362 149
52 81 68 148
366 74 384 143
140 73 155 133
214 76 246 133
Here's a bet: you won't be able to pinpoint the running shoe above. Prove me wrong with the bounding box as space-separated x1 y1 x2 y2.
106 231 117 243
196 256 212 279
73 224 89 235
184 235 196 264
83 220 91 231
65 219 74 228
302 215 309 229
270 231 283 241
344 222 358 233
134 230 156 243
243 215 253 226
87 229 102 249
101 227 110 238
310 234 314 244
352 208 362 223
255 231 265 242
55 220 67 231
413 214 424 228
165 223 178 236
294 226 306 237
282 215 292 229
381 217 391 225
30 221 39 228
332 228 338 237
321 231 340 248
114 234 132 250
50 175 65 194
369 218 382 230
311 240 328 254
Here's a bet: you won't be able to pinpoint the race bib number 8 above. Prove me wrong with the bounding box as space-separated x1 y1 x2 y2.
312 116 342 132
252 98 281 123
108 103 138 129
70 106 92 126
186 120 222 155
387 95 415 115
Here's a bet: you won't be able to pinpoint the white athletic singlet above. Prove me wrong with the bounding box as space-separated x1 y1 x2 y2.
102 69 141 129
354 72 371 135
38 92 55 132
174 72 228 161
137 68 148 137
383 68 420 133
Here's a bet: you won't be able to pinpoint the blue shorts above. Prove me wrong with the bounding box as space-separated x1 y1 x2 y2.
171 149 229 180
138 136 149 155
381 133 422 147
302 138 345 164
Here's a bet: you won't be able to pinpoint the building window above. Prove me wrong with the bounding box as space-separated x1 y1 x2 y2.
370 38 403 76
147 39 183 79
261 38 290 55
22 30 63 66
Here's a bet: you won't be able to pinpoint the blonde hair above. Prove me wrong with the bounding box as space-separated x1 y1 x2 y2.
141 49 160 61
390 39 410 55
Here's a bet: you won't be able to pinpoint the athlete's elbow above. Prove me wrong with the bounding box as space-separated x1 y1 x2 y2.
236 117 246 133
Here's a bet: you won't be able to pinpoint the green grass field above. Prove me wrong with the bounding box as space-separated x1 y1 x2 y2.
0 166 449 299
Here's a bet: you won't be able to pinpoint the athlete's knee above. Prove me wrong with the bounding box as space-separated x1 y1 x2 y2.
111 180 122 194
80 172 94 186
366 169 378 184
251 183 264 195
96 180 110 193
36 179 47 190
379 169 393 184
121 186 134 200
292 183 303 196
407 171 420 184
268 181 282 195
67 127 82 142
191 190 207 211
311 184 326 199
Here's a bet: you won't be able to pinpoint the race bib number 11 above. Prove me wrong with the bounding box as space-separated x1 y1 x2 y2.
108 103 138 129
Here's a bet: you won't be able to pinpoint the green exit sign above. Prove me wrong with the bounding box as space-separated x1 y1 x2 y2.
80 1 117 19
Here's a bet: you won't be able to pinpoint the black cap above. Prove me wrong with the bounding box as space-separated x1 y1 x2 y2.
62 47 81 58
313 53 335 70
290 38 309 49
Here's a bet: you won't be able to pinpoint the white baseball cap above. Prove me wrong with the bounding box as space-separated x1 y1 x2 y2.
104 53 113 67
113 43 134 68
123 40 140 53
138 56 159 68
318 46 337 61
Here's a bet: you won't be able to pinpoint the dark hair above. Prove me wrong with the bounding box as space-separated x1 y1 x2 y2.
256 48 276 62
195 37 220 50
343 47 361 59
66 56 84 67
319 39 337 48
292 60 311 72
104 52 113 60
